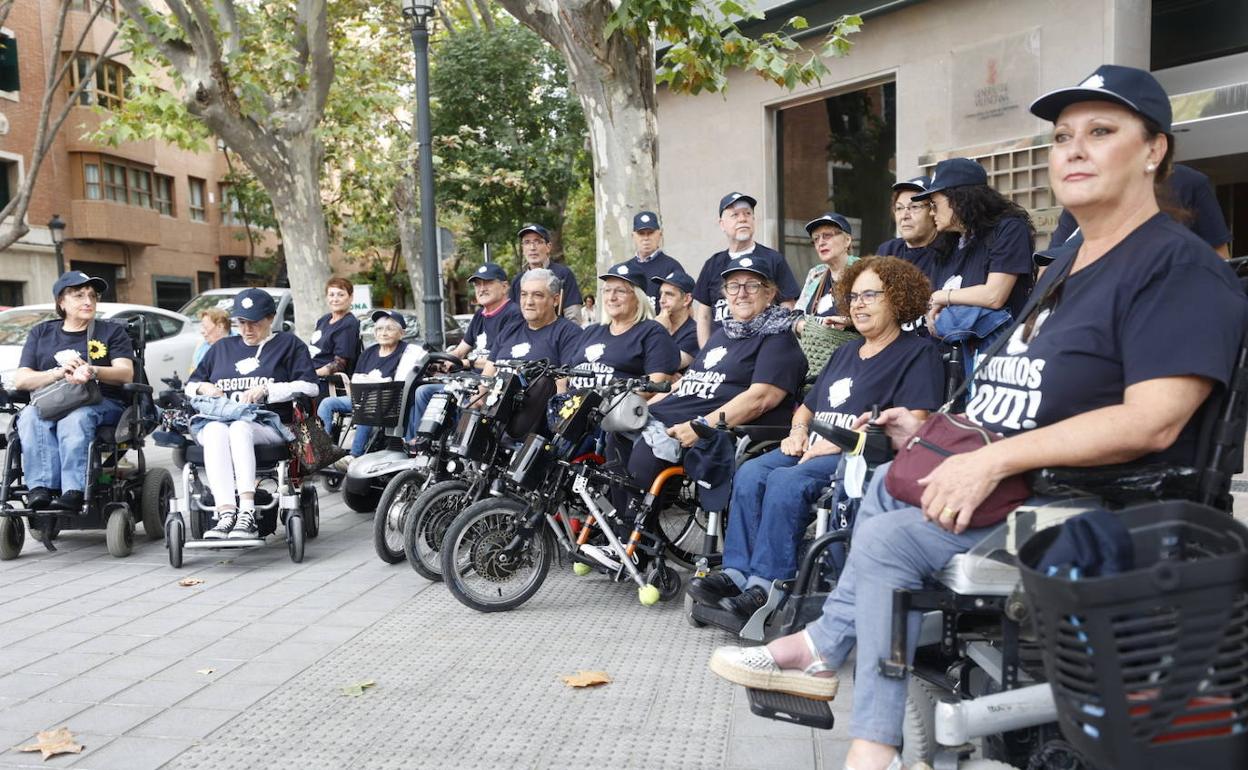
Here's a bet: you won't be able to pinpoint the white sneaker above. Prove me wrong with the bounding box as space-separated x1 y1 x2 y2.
332 456 354 473
203 511 237 540
228 510 260 540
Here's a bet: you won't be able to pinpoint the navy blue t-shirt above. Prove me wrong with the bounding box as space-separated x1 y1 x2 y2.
1048 164 1231 250
650 329 807 426
967 213 1247 465
509 262 584 313
463 300 523 362
188 332 318 421
623 251 684 312
568 320 680 389
877 238 944 287
693 244 801 330
671 316 699 359
20 318 135 403
494 317 583 366
803 334 944 443
933 217 1034 317
309 312 361 371
355 341 409 380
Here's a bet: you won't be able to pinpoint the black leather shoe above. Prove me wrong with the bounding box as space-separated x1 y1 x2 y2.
53 490 84 511
25 487 53 511
687 571 742 606
720 585 769 619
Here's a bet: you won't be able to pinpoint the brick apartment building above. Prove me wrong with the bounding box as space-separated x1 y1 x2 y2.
0 0 307 311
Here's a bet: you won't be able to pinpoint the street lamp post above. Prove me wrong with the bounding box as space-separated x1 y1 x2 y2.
48 215 66 275
401 0 445 349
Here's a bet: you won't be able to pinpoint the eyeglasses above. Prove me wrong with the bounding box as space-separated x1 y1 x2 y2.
520 238 546 247
848 290 885 305
724 280 764 296
893 203 930 214
811 232 844 244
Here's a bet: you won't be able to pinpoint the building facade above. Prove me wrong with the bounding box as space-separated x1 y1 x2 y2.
655 0 1247 278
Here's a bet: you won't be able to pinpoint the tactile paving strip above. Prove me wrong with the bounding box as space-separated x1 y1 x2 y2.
167 568 734 769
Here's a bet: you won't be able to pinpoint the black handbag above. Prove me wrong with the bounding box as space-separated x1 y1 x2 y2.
288 401 348 474
31 318 103 421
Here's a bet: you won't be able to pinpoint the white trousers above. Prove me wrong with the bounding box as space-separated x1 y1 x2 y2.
197 421 285 511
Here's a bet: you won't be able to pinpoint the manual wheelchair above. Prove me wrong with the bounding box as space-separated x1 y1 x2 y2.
0 317 173 560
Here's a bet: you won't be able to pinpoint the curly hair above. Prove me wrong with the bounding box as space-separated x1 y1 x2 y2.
942 184 1036 242
835 256 932 327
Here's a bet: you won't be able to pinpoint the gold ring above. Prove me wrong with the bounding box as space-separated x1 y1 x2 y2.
940 507 957 520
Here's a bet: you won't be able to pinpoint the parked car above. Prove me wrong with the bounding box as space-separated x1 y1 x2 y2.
179 287 294 332
0 303 200 392
357 309 464 350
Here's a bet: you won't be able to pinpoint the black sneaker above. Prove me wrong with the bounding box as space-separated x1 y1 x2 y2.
25 487 54 511
228 510 260 540
53 490 84 511
203 511 237 540
687 571 742 606
720 585 769 619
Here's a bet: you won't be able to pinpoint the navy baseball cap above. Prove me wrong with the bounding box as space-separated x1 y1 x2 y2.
892 175 930 194
230 288 277 321
517 223 551 242
633 211 661 231
468 263 508 283
912 158 988 201
804 212 853 237
651 270 696 294
720 254 774 282
718 192 757 215
1030 65 1172 133
51 270 108 300
370 309 408 329
599 262 648 290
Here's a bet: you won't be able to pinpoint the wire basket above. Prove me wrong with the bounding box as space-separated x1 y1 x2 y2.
1018 501 1248 769
348 381 406 428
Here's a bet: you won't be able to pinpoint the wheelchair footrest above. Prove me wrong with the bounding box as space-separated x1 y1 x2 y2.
184 538 265 549
746 688 835 730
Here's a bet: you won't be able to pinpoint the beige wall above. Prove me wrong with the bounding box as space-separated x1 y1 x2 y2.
654 0 1149 276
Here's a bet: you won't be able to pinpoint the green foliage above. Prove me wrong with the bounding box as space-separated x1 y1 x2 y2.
560 178 596 295
606 0 862 94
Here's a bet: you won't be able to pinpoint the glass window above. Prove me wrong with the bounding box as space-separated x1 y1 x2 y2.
128 167 152 209
67 55 126 109
220 186 245 226
0 32 19 93
103 162 126 202
152 281 193 314
84 163 101 200
188 178 206 222
1153 0 1248 70
154 174 173 215
70 1 118 22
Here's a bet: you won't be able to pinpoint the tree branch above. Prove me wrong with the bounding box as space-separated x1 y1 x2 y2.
287 0 333 135
474 0 495 31
213 0 241 58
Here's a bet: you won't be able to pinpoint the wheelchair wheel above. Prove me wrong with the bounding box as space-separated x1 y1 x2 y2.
167 516 184 568
301 487 320 539
648 563 682 602
342 486 381 513
374 469 423 565
27 514 61 542
404 479 470 581
287 513 305 563
683 593 707 627
0 516 25 560
901 677 942 766
649 477 711 569
140 468 174 540
322 473 343 492
105 506 134 558
441 497 553 613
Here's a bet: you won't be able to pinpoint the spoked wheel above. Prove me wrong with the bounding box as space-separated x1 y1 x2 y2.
166 516 185 568
105 505 135 558
0 515 25 560
440 497 552 613
287 513 305 563
373 469 423 565
404 479 471 581
300 487 320 539
651 477 713 569
140 468 174 540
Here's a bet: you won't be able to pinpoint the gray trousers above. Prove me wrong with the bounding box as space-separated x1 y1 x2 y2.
805 462 983 746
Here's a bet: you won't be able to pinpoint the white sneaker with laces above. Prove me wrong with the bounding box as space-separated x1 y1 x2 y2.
228 509 260 540
203 511 237 540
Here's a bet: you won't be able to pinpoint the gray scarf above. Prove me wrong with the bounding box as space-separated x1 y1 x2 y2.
722 304 796 340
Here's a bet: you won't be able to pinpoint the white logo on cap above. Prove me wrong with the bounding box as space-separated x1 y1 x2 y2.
616 265 628 275
640 214 651 223
76 272 88 280
910 177 926 187
241 297 254 309
1080 74 1105 89
731 193 741 200
585 343 605 362
738 258 753 268
478 266 487 273
666 272 675 279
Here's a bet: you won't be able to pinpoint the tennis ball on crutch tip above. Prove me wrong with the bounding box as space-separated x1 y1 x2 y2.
638 584 661 606
572 562 591 576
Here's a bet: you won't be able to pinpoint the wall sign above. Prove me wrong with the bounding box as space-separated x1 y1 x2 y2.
950 29 1042 148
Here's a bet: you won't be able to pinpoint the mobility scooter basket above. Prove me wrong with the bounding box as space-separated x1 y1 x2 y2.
349 381 406 428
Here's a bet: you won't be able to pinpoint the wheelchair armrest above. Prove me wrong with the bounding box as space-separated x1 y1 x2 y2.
1031 463 1200 506
2 388 30 405
123 383 154 394
737 424 791 443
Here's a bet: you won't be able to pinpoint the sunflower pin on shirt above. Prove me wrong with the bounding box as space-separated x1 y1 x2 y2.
87 338 108 360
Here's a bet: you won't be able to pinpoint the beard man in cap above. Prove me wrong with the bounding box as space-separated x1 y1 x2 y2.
509 223 583 323
620 211 683 313
693 192 800 347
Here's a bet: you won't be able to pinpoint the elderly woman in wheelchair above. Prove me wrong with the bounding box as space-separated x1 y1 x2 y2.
708 65 1248 770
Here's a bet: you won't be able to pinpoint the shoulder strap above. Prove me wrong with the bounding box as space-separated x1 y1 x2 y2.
939 252 1076 413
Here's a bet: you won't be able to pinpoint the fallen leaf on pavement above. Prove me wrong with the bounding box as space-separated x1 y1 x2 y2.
16 726 84 760
340 679 377 697
560 671 611 688
177 577 204 587
195 668 215 676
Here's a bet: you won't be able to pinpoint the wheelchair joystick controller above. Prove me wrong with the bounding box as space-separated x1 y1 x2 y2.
810 405 894 466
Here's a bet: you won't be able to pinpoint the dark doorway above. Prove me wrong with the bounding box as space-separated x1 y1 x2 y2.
69 261 119 302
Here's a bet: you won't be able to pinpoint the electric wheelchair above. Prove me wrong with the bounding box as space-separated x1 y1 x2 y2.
0 317 173 559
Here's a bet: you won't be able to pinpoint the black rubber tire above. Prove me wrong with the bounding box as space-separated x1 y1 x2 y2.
403 479 471 581
650 563 683 602
902 677 942 766
301 487 320 539
106 506 134 558
683 592 707 628
342 486 381 513
140 467 174 540
322 474 343 492
167 517 184 568
441 497 553 613
373 469 424 565
27 514 61 542
0 516 25 560
287 514 305 563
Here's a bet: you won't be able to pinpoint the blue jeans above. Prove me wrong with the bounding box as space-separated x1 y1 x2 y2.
18 398 125 493
317 395 372 457
804 462 984 746
722 447 843 589
405 384 444 441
